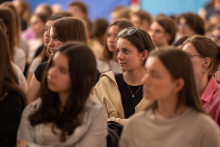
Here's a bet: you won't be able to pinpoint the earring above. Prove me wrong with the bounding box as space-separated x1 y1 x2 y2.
203 70 206 74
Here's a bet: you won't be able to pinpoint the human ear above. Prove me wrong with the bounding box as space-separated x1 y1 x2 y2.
141 50 148 61
174 78 184 93
202 57 211 69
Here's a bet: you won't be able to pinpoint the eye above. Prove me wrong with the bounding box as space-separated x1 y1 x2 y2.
60 69 67 74
107 34 111 37
152 73 158 78
124 50 129 53
116 49 120 53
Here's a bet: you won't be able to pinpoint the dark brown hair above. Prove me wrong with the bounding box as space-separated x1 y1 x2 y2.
176 12 205 35
0 18 26 104
1 2 21 47
69 1 88 16
133 9 152 24
36 4 52 17
91 18 108 38
0 7 16 59
117 28 155 64
29 42 97 141
146 49 205 113
174 36 189 47
183 35 220 74
153 16 176 45
52 17 87 44
111 6 131 21
103 20 134 62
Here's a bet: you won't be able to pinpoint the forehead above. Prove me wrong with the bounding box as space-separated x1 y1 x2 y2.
46 20 54 27
109 25 119 33
53 52 69 67
182 42 199 54
50 27 55 35
145 56 168 73
117 38 134 47
150 21 164 30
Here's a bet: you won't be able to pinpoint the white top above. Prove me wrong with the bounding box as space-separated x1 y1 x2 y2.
28 38 42 60
96 59 122 74
120 108 220 147
11 62 28 92
19 38 29 56
13 48 26 72
28 56 42 73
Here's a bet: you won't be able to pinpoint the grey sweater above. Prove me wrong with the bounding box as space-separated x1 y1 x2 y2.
120 108 220 147
17 95 108 147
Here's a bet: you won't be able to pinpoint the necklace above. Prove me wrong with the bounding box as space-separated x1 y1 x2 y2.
126 83 143 97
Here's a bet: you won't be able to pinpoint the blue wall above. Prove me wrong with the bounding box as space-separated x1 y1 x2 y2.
28 0 130 22
141 0 209 16
29 0 210 21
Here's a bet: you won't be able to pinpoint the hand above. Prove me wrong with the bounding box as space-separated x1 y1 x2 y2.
15 140 27 147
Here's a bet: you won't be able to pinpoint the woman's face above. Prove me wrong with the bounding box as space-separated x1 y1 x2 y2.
48 27 63 54
182 43 204 81
47 52 71 94
142 56 178 100
117 38 146 71
131 15 149 32
150 21 169 47
107 25 119 52
210 29 220 45
178 18 195 37
30 15 45 37
43 20 54 46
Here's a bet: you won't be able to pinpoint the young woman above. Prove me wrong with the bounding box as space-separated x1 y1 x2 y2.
0 19 26 147
0 7 26 72
28 13 50 62
27 15 63 86
210 25 220 45
17 42 107 147
120 49 220 147
27 17 88 104
94 28 155 125
131 9 152 32
96 20 134 73
176 12 204 38
183 35 220 124
150 16 176 50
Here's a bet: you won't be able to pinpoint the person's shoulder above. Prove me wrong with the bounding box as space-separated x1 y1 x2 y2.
14 48 26 56
36 61 47 71
126 110 150 125
22 98 42 117
191 109 219 130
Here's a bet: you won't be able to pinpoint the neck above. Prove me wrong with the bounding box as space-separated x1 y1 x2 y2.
196 74 209 97
157 95 188 119
58 91 70 107
155 43 169 50
123 66 145 86
112 51 118 62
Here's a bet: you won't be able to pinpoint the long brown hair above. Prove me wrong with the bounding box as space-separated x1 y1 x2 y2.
1 2 21 47
52 17 87 44
0 19 26 104
183 35 220 75
29 42 97 141
103 19 134 62
0 7 16 59
146 49 205 113
153 16 176 45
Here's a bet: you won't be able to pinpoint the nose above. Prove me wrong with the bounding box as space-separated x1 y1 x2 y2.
48 39 53 48
48 66 57 78
117 50 124 60
109 35 116 43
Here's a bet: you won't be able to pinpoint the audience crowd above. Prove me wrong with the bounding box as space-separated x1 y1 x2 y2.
0 0 220 146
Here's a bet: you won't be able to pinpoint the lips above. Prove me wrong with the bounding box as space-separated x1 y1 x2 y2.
47 79 54 85
50 48 55 53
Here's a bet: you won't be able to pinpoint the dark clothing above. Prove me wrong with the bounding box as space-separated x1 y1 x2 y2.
0 88 25 147
34 62 47 82
34 62 101 84
21 20 27 31
115 74 143 119
34 44 44 58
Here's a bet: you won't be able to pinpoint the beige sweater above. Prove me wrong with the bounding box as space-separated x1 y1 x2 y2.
93 71 150 125
120 108 220 147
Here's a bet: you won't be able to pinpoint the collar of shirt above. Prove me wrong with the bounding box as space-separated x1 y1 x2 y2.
201 76 218 103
